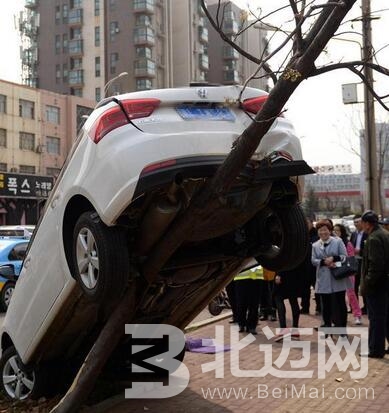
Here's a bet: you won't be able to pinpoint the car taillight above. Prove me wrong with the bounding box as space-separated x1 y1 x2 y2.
90 98 161 143
122 98 160 120
241 95 268 114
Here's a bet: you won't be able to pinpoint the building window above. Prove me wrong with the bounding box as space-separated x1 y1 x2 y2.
0 95 6 113
55 35 61 54
19 132 35 151
19 165 36 174
76 105 93 133
0 129 6 148
110 22 119 42
56 65 61 83
71 88 83 97
69 70 83 85
95 57 101 77
62 4 68 23
136 47 152 59
46 136 60 155
71 57 82 69
95 87 101 102
95 26 100 46
0 163 6 172
70 0 82 8
46 105 60 124
110 52 119 74
63 34 68 53
55 5 60 24
70 27 82 40
63 63 68 82
19 99 35 119
47 167 61 177
94 0 100 16
109 0 116 11
136 79 152 91
136 14 152 26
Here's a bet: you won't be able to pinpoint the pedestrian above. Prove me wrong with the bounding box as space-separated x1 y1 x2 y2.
234 265 262 335
225 281 238 324
312 220 351 337
300 217 320 315
382 218 389 353
360 210 389 358
350 214 368 314
273 267 303 341
258 268 277 322
333 223 362 325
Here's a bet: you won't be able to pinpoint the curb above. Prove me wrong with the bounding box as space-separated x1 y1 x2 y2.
85 312 233 413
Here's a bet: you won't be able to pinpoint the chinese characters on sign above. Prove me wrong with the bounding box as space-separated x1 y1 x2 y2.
0 173 54 199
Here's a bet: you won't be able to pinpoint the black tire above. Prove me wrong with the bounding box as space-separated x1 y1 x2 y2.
0 282 16 312
72 211 129 303
0 346 47 401
208 296 223 316
255 204 309 272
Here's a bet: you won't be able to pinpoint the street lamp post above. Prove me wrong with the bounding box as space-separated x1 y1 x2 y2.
103 72 128 99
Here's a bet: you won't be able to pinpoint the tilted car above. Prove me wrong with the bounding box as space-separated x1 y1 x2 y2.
0 85 313 400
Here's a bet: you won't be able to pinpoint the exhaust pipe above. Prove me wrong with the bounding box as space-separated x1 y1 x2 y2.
137 177 183 255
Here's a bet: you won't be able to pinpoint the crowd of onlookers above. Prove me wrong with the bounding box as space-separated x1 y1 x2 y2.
225 211 389 357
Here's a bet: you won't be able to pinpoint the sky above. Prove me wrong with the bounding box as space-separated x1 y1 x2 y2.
1 0 388 174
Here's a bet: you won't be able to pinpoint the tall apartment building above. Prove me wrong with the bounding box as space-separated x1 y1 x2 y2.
0 79 94 223
206 1 268 89
19 0 268 101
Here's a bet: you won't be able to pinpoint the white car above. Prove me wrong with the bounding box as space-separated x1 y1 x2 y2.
0 85 312 400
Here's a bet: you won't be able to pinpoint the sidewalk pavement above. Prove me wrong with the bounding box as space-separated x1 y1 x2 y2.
86 305 389 413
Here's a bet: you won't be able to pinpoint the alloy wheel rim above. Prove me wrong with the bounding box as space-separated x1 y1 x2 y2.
4 287 14 308
3 355 35 400
76 227 99 290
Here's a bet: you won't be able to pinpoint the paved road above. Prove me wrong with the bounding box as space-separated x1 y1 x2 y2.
87 302 389 413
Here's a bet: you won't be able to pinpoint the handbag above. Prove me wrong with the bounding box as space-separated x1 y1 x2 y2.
331 256 358 279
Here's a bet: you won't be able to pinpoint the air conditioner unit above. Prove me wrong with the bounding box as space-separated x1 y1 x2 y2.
35 145 44 153
115 27 120 33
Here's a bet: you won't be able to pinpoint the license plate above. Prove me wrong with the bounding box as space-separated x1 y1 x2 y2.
176 106 235 121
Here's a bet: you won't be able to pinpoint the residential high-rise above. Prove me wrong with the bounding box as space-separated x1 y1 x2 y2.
19 0 268 101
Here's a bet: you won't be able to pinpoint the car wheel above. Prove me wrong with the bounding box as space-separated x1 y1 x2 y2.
208 295 223 316
0 346 46 401
255 204 309 272
0 282 16 311
72 211 129 303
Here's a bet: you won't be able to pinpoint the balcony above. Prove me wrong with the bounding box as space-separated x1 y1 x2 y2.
223 69 239 84
68 39 83 56
134 58 156 77
198 26 208 44
68 8 83 25
198 53 209 70
133 27 155 45
223 20 239 34
68 69 84 86
133 0 155 14
223 45 239 60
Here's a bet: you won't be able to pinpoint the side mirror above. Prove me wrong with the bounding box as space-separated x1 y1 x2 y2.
0 264 17 281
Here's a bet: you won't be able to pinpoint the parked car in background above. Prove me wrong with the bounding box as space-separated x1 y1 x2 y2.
0 238 30 311
0 85 313 401
0 226 34 238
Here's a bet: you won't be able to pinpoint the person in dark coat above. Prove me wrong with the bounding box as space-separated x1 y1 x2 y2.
273 264 304 341
360 210 389 358
300 218 320 314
